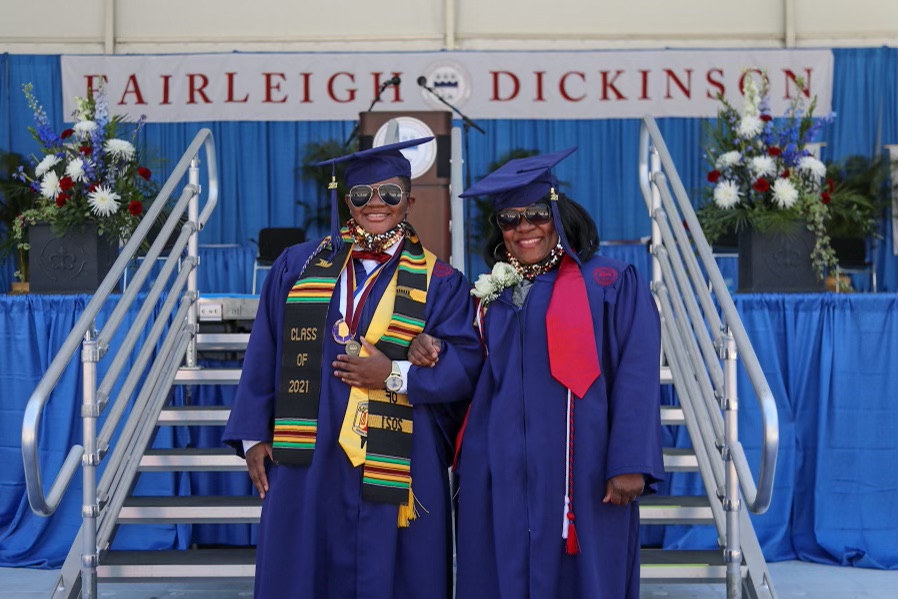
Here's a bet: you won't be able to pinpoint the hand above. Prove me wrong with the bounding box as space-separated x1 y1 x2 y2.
602 473 645 506
246 442 274 499
333 337 392 388
408 333 442 368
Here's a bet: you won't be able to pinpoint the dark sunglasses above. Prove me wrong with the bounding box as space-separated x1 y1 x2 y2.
496 204 553 231
347 183 408 208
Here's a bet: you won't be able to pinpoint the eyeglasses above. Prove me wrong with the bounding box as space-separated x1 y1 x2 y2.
347 183 408 208
495 204 553 231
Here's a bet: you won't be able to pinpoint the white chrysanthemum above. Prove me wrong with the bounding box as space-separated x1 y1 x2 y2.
798 156 826 180
64 157 87 182
87 185 121 217
738 115 764 139
716 151 742 169
39 170 61 199
35 155 61 177
749 155 776 178
492 262 522 287
713 180 742 209
771 178 799 209
104 139 135 161
74 120 97 139
471 274 496 299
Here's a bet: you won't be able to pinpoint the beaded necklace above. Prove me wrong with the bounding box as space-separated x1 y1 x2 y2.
505 239 565 280
347 219 406 252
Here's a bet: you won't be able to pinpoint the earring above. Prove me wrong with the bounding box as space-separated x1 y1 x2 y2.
492 242 507 261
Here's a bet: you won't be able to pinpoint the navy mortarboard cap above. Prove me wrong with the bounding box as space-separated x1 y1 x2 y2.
316 136 434 252
460 147 581 264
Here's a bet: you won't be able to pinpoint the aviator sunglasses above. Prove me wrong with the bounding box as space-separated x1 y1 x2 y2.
495 204 553 231
347 183 408 208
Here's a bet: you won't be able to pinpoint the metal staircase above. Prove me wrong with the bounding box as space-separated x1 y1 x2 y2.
636 115 780 599
22 119 779 599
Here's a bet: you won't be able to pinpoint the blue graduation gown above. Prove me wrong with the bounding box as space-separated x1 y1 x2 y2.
222 238 483 599
455 256 665 599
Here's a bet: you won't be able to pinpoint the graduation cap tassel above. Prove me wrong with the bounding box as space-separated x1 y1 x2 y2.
549 187 582 266
328 173 345 254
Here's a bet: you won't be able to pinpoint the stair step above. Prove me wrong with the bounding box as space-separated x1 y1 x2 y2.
640 549 745 583
119 495 261 524
174 367 242 385
157 405 230 426
639 495 714 525
98 548 256 581
139 448 245 471
196 332 250 352
660 405 684 426
662 447 699 471
660 365 673 384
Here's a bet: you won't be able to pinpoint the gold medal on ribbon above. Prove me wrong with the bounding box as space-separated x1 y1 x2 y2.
345 339 362 356
332 318 352 344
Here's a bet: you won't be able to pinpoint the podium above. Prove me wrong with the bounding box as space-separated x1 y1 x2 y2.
359 111 452 261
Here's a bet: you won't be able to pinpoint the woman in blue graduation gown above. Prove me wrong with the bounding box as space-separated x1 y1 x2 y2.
418 148 665 599
223 139 483 599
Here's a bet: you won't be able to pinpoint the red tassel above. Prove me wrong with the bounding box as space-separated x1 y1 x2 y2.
565 520 581 555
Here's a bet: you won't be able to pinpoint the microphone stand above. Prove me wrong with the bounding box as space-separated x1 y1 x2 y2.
343 82 393 151
417 79 486 275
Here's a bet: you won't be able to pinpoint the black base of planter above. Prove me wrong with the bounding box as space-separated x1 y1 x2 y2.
28 223 119 294
737 224 824 293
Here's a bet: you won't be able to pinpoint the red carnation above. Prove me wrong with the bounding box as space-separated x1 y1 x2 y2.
55 193 69 207
59 176 75 191
61 128 75 139
88 183 98 192
760 114 773 122
128 200 143 216
80 145 93 155
752 178 771 193
767 147 782 157
137 166 152 180
780 169 791 179
821 192 832 204
827 178 835 193
707 169 721 183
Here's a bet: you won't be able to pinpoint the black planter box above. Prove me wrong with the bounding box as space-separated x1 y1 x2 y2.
737 224 823 293
28 222 119 294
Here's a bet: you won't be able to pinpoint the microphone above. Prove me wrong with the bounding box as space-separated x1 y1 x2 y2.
380 76 401 90
416 74 485 135
416 76 428 87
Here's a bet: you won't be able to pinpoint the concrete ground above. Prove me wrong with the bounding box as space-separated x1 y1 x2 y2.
2 561 896 599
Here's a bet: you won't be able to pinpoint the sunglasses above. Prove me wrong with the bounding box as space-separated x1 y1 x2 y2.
347 183 408 208
496 204 553 231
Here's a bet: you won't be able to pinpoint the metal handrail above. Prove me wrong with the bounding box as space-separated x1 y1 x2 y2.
21 128 218 517
638 115 778 514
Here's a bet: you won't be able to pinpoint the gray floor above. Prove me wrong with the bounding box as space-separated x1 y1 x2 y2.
2 561 896 599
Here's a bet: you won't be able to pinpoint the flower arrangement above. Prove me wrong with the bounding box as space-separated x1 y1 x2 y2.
10 83 158 280
471 261 523 306
697 70 840 279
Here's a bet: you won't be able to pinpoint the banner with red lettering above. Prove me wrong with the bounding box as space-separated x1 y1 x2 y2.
61 49 833 122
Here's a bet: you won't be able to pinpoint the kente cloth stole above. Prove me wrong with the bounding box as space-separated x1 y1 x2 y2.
273 227 435 524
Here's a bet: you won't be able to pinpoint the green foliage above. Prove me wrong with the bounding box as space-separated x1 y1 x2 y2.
296 139 354 235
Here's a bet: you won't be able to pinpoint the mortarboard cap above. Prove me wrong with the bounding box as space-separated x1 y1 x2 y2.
316 136 434 251
459 147 577 210
460 147 581 264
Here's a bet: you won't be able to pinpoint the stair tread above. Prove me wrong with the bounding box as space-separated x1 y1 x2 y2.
124 495 259 507
101 548 255 566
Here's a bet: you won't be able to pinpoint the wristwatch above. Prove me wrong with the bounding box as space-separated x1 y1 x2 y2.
385 361 403 392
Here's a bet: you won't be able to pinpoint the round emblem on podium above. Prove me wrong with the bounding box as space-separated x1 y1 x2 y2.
373 117 437 180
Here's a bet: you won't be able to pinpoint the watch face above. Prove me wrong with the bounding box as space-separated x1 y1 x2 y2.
372 117 437 180
386 375 403 393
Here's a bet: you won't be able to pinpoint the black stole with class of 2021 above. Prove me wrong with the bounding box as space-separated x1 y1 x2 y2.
272 226 433 524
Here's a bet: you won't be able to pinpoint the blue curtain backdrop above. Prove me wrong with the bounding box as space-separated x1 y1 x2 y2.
2 49 897 288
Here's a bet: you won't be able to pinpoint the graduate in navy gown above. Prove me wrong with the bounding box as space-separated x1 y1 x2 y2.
222 138 482 599
411 147 665 599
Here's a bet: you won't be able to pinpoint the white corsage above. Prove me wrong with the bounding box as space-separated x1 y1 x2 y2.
471 262 523 306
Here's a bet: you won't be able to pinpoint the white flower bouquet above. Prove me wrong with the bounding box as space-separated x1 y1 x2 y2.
697 70 841 278
471 262 523 306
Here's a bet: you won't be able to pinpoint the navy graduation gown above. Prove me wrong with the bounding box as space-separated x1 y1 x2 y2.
222 238 482 599
455 256 666 599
